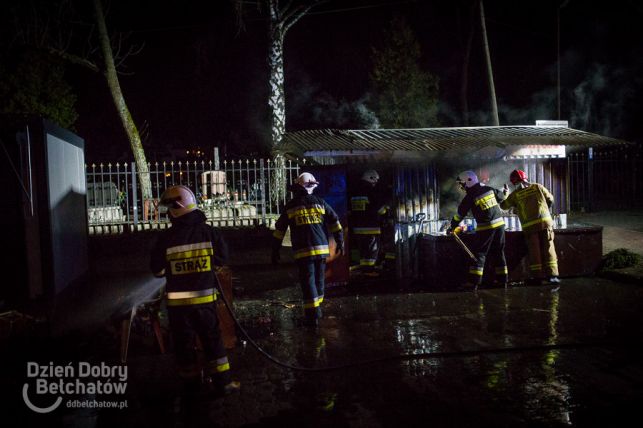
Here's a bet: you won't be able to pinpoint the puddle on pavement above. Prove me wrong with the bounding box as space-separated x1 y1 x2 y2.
34 275 643 427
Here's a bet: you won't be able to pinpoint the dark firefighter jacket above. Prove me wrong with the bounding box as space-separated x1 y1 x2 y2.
272 188 344 260
150 210 228 306
450 183 506 231
349 179 389 235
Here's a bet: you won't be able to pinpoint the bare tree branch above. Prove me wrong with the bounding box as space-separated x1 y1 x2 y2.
45 47 100 72
283 4 314 35
279 0 295 17
283 1 327 35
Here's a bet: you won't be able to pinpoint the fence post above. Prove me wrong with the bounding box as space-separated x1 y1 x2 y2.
214 147 220 171
587 147 594 212
131 162 138 228
260 159 267 225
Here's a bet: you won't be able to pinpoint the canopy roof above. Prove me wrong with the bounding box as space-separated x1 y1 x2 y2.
281 124 630 161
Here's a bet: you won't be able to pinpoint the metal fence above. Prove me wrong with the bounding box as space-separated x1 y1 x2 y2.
568 144 643 212
86 157 304 234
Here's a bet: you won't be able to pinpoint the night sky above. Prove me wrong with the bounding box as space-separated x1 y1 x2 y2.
63 0 643 161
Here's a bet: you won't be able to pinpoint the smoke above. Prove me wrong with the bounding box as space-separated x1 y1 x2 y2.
437 90 557 128
287 68 380 130
568 63 637 138
499 88 557 126
437 44 641 141
311 93 380 129
436 157 515 219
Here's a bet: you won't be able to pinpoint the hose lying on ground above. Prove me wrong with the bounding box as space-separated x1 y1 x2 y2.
218 291 614 373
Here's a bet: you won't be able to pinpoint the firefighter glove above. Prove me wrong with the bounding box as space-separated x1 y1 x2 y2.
335 240 344 256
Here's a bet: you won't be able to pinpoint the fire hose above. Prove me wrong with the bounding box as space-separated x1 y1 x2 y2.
216 285 612 372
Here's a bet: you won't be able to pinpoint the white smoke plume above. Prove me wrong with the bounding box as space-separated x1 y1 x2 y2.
569 63 635 138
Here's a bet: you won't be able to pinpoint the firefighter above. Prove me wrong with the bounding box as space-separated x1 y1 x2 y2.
378 189 397 275
349 169 390 276
500 169 561 287
271 172 344 327
448 171 508 289
150 185 240 397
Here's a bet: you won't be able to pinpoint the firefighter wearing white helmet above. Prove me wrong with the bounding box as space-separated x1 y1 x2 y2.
448 170 508 290
296 172 319 194
272 172 344 327
456 170 479 190
349 169 389 275
151 185 240 396
500 170 560 287
362 169 380 185
159 185 197 218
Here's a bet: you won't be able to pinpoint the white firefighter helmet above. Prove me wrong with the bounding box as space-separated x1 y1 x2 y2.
296 172 319 194
362 169 380 185
457 170 479 189
160 185 197 217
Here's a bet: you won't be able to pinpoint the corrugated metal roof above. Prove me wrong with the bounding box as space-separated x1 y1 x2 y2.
281 126 630 156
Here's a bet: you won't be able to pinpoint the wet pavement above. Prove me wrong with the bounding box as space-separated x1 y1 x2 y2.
3 211 643 427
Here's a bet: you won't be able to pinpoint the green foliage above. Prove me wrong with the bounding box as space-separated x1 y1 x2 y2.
368 16 440 129
600 248 641 270
0 50 78 129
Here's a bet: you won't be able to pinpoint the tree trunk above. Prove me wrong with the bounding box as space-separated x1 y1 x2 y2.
479 0 500 126
268 17 286 147
268 2 287 203
268 34 286 204
92 0 152 200
264 1 321 203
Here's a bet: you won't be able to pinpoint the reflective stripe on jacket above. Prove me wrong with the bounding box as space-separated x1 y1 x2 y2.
150 210 228 305
273 189 343 260
451 183 506 231
349 180 388 234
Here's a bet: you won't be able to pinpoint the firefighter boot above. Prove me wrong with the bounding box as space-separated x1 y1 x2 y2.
203 375 241 398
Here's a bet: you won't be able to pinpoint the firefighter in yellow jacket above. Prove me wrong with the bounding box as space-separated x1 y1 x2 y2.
500 170 561 287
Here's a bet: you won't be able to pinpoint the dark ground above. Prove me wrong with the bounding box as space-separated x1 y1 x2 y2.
2 211 643 427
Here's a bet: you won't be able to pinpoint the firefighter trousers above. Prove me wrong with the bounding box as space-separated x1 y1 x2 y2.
296 258 326 322
524 226 559 278
468 226 508 286
168 303 231 385
354 234 381 271
377 223 396 272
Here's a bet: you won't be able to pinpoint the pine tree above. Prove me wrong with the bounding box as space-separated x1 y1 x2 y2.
369 16 440 128
0 50 78 129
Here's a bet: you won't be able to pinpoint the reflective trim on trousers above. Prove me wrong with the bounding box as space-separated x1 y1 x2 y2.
469 268 484 276
353 227 381 235
303 295 324 309
206 356 230 374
